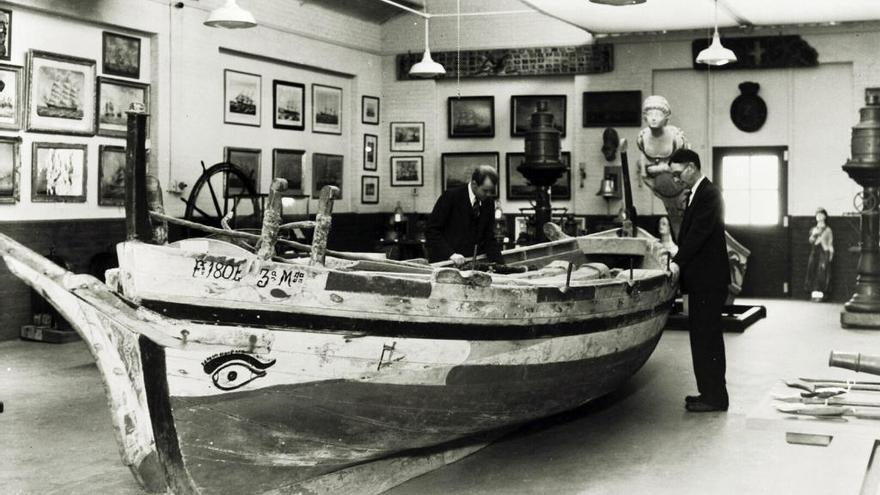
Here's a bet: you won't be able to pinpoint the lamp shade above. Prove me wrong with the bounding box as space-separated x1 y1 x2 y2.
696 29 737 66
409 49 446 78
205 0 257 29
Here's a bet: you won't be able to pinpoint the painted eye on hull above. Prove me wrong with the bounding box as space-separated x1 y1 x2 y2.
202 353 276 391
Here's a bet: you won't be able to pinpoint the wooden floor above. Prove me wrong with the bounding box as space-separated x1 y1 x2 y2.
1 298 878 494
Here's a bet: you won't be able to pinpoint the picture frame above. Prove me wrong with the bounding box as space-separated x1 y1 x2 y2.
505 152 571 200
582 90 642 127
96 76 149 137
441 152 499 193
31 142 88 203
390 156 423 187
312 153 343 199
0 9 11 62
511 95 566 137
26 50 97 135
272 148 305 196
224 147 261 195
102 32 141 79
448 96 494 138
390 122 424 152
98 145 126 206
361 176 379 204
362 95 379 125
363 134 378 171
513 215 533 243
312 84 342 135
272 80 304 130
224 69 261 127
0 63 23 130
0 135 21 203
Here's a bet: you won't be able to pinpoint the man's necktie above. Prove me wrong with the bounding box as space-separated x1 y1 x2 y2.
684 189 692 208
472 201 481 220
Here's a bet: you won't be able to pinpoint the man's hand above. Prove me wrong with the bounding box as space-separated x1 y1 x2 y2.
450 253 466 266
669 261 681 280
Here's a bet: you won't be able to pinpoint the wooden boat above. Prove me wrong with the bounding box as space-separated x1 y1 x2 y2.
0 112 678 495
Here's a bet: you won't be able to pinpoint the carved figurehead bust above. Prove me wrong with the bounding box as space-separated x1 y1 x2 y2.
642 95 671 132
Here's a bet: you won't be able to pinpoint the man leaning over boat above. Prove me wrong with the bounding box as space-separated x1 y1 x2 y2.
426 165 504 267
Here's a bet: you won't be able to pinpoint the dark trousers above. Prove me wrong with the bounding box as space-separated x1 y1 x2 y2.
687 290 729 406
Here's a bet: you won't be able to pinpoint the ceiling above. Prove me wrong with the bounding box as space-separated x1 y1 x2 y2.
510 0 880 34
324 0 880 33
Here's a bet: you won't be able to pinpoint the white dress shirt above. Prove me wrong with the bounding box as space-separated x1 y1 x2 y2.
688 175 706 208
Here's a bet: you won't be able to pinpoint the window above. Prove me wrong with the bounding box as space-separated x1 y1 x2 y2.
716 148 786 226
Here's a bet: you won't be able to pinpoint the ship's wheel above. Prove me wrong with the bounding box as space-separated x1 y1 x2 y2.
183 161 263 234
854 191 878 213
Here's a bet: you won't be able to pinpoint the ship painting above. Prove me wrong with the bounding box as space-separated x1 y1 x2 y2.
276 99 300 122
315 104 338 125
229 92 256 115
37 67 84 120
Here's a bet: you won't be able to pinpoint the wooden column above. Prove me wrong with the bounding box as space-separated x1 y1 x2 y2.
125 105 151 242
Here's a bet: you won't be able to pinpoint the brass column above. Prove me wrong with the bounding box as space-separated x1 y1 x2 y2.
520 101 566 244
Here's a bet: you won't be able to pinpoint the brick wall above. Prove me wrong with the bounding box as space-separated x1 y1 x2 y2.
0 220 126 341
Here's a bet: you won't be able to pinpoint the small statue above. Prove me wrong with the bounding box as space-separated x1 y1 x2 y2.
658 216 678 258
805 207 834 301
636 95 690 237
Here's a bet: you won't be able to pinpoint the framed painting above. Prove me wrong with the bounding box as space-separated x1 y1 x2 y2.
312 84 342 135
361 176 379 204
26 50 97 135
273 80 304 130
0 135 21 203
0 63 23 130
390 122 424 152
0 9 12 61
390 156 423 187
448 96 494 138
98 145 126 206
31 142 87 202
224 69 261 127
511 95 566 137
96 77 149 137
272 148 304 196
312 153 343 199
583 90 642 127
362 95 379 125
364 134 377 171
505 152 571 200
224 147 261 195
441 152 499 193
102 32 141 79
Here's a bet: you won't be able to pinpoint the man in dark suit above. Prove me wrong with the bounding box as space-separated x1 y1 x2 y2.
426 165 503 266
668 149 731 412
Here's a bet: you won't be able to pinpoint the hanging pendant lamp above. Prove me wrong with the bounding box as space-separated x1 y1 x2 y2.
696 0 736 66
204 0 257 29
409 16 445 78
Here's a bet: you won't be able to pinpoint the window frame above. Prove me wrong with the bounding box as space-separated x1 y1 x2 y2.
712 146 788 227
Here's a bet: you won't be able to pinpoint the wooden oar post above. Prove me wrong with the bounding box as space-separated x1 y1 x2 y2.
125 103 151 242
257 178 288 259
146 175 167 244
310 186 338 266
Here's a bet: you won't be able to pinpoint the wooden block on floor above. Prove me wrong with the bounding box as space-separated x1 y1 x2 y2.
20 325 80 344
786 432 833 447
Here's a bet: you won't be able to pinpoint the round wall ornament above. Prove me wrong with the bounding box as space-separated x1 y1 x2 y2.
730 81 767 133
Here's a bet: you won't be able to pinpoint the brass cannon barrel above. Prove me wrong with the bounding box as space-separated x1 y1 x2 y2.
829 351 880 376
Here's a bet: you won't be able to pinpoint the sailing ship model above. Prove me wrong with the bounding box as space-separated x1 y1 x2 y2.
0 111 679 494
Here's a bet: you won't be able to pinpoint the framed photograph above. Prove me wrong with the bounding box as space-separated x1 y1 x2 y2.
26 50 97 135
361 176 379 204
441 152 499 193
224 147 261 195
272 148 304 196
312 84 342 135
583 90 642 127
31 142 87 202
272 80 304 130
0 136 21 203
102 32 141 79
0 63 23 130
98 145 126 206
390 156 423 187
513 215 532 243
511 95 566 137
364 134 377 171
312 153 343 199
0 9 12 61
448 96 494 138
506 152 571 200
96 77 149 137
224 69 261 127
362 95 379 125
390 122 424 152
